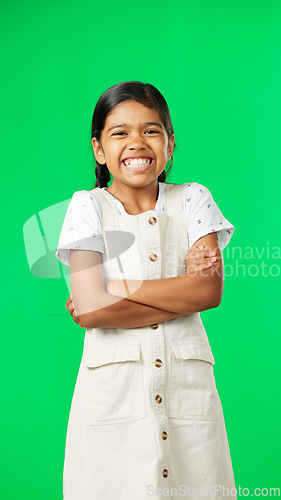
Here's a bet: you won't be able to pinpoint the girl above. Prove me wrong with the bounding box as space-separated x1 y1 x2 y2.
56 81 236 500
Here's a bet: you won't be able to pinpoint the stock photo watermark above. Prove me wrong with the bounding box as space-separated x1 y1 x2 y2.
165 241 281 278
221 243 281 278
146 484 281 497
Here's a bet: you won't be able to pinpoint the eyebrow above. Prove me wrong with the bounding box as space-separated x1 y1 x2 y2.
107 122 164 133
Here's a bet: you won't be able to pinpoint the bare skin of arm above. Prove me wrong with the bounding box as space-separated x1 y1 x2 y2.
106 233 223 315
68 233 220 329
69 249 187 329
81 299 186 329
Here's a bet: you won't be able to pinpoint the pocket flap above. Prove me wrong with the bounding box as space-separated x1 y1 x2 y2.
82 343 141 368
171 342 215 365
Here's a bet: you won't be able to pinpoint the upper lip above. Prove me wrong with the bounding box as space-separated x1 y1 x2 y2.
122 156 154 162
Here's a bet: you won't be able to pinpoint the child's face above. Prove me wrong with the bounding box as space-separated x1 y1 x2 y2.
92 100 174 189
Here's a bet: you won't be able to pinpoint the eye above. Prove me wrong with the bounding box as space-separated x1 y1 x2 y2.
112 129 160 136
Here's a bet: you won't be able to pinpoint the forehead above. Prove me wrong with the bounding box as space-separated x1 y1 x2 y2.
105 100 162 126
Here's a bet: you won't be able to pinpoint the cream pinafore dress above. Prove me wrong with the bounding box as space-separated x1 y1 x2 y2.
63 182 236 500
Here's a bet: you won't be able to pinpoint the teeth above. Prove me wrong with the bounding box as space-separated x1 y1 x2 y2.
124 158 151 167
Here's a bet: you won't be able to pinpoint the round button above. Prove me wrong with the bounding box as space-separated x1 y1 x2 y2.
162 469 169 478
154 359 163 368
149 254 158 262
150 324 159 330
162 431 168 440
148 216 157 225
155 395 162 404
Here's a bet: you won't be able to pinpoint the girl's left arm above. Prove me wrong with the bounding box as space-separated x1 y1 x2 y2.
106 232 224 315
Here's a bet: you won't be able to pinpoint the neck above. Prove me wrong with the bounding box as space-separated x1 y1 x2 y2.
106 180 160 214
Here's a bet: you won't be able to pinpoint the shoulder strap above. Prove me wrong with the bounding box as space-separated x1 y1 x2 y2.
89 187 120 216
164 182 184 214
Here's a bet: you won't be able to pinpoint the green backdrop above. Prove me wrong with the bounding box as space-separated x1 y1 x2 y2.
1 0 280 498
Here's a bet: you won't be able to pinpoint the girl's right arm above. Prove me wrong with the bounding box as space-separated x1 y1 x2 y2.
69 249 185 329
80 298 184 329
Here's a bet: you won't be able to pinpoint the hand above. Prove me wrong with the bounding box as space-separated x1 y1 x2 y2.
185 244 219 276
65 294 86 329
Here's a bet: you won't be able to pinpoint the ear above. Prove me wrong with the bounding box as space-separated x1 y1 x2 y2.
92 137 106 164
167 133 175 158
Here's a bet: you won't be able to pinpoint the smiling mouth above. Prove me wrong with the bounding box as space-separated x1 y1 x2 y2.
123 157 152 166
121 157 154 171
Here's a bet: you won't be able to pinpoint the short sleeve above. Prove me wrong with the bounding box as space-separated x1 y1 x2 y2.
183 182 235 251
55 190 104 266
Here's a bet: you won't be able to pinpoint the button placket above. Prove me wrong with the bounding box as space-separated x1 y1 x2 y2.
146 215 161 328
145 215 161 279
144 213 171 486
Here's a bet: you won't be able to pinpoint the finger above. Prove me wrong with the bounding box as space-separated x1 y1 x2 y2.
190 248 218 260
66 293 73 308
197 256 219 266
194 245 216 255
72 313 81 325
186 245 204 258
188 255 220 269
67 302 76 318
203 248 217 257
188 259 217 270
188 249 208 260
186 261 215 275
201 253 218 262
199 256 219 268
196 262 214 272
191 244 219 256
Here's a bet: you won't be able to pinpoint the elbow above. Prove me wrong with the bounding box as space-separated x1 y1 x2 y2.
195 286 223 313
203 273 224 310
180 296 221 315
208 295 222 309
205 286 223 310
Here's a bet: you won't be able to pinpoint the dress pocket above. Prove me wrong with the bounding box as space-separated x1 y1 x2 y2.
82 342 146 426
168 342 220 421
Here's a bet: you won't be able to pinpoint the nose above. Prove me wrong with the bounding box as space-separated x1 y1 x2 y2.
127 131 147 151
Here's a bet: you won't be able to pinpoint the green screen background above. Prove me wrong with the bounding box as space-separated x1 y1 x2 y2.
1 0 280 498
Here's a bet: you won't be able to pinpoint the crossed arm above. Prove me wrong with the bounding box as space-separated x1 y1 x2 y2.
69 232 223 329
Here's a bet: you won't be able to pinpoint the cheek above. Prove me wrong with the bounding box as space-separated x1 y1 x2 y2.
156 139 168 154
156 149 168 161
111 145 123 161
104 146 122 166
